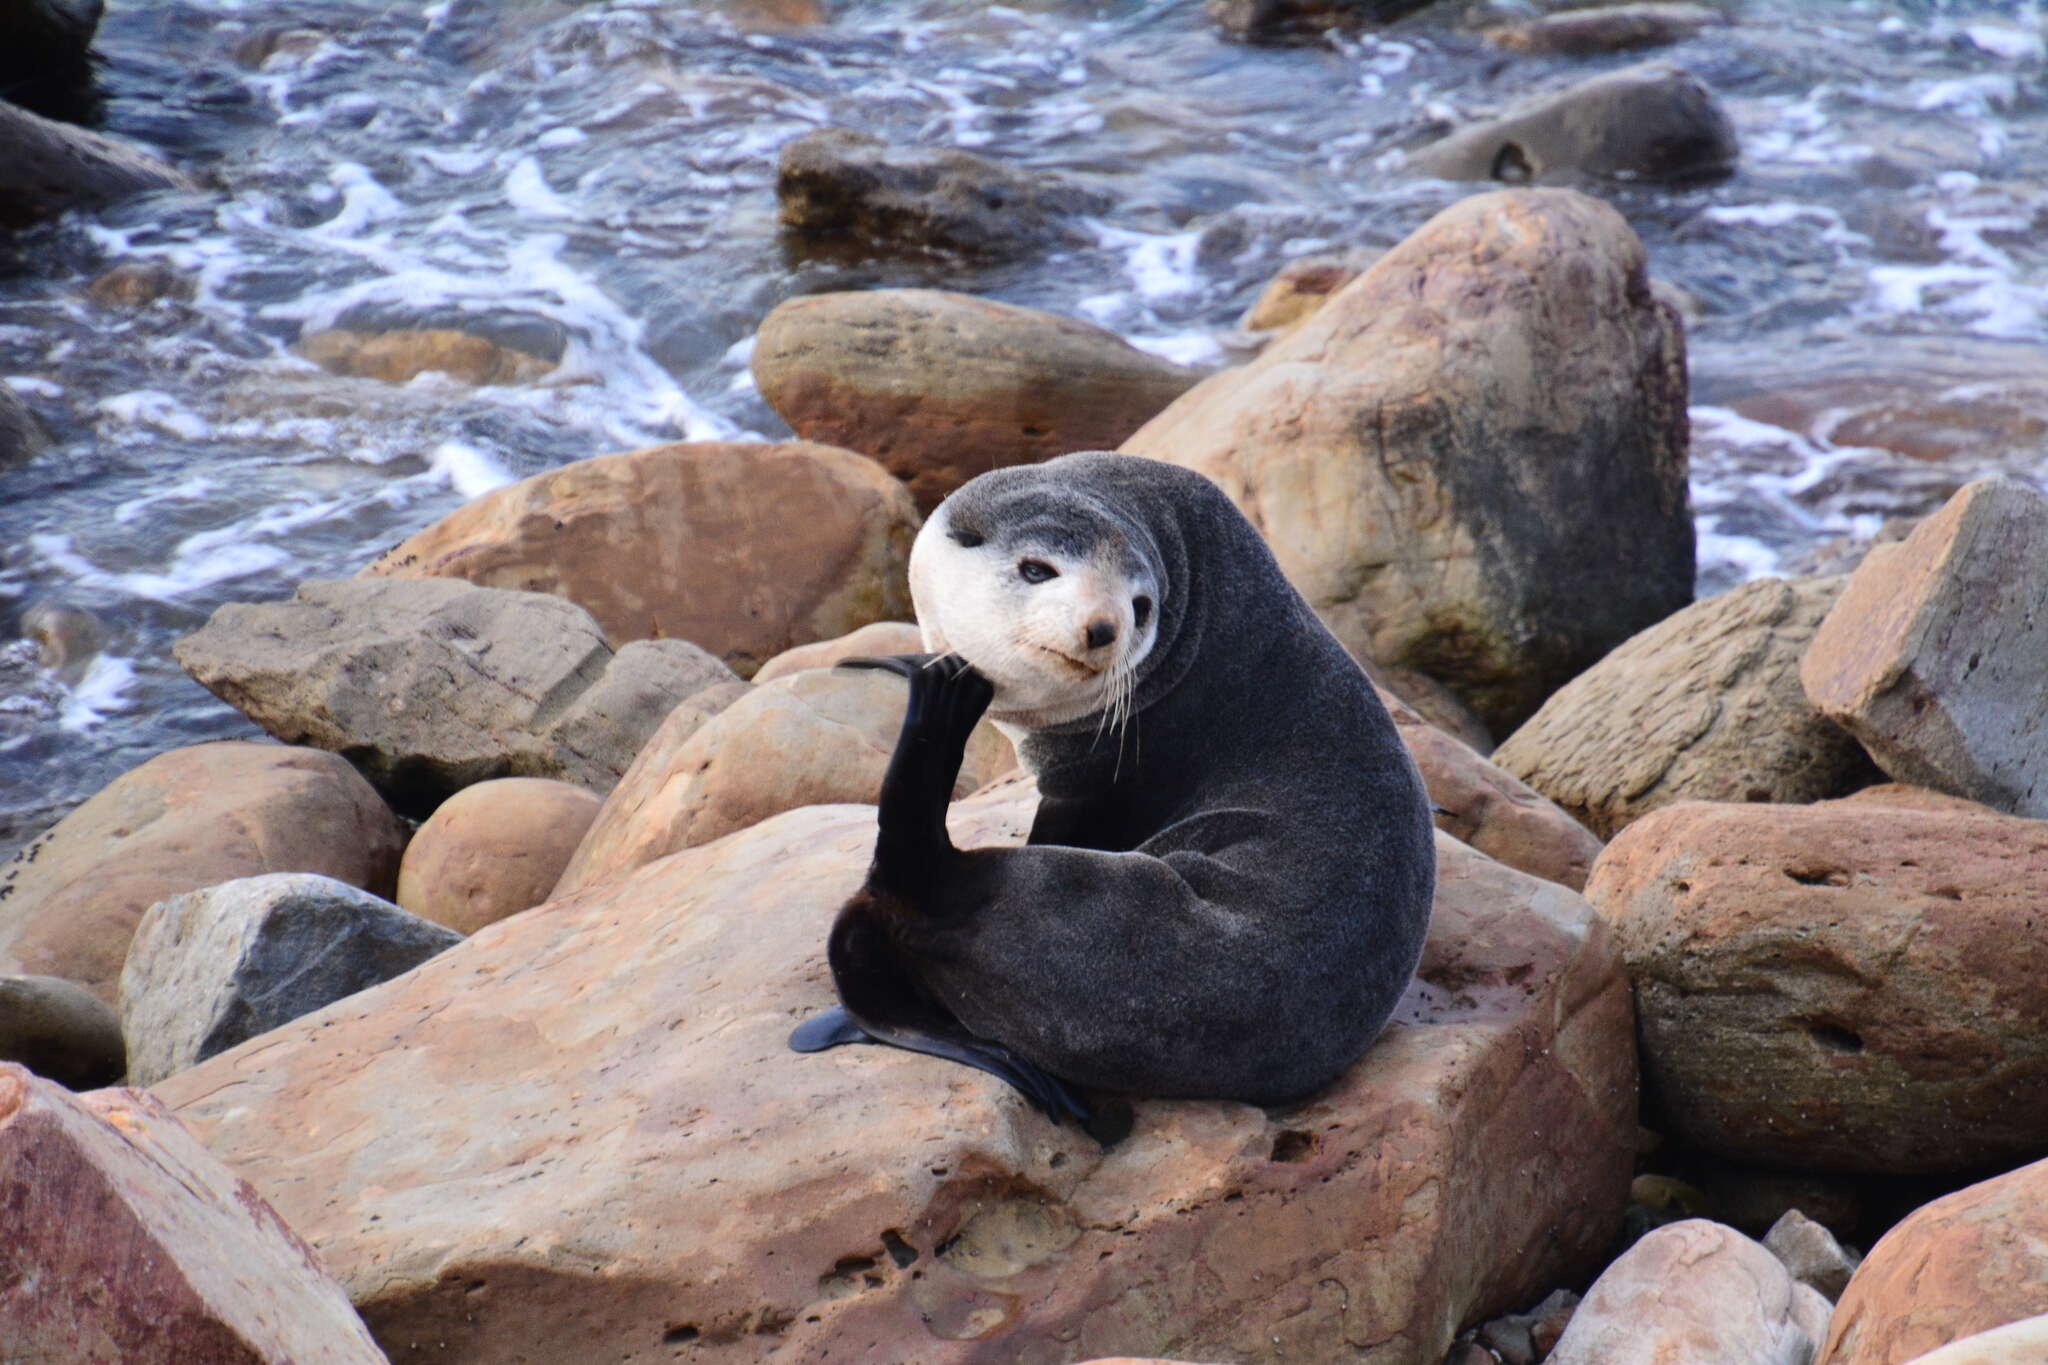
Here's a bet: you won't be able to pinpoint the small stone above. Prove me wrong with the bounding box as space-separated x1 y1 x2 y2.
1763 1209 1860 1302
753 620 924 683
294 326 553 386
1482 4 1725 57
1208 0 1432 44
85 260 196 309
0 974 124 1089
397 779 603 935
1237 254 1371 334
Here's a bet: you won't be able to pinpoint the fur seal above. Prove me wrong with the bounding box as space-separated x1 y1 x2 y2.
790 452 1435 1132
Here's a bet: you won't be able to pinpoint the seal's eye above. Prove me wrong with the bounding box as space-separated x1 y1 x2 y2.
1133 595 1153 630
949 528 984 548
1018 559 1057 584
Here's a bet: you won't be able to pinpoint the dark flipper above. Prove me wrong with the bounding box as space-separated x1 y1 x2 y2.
788 1002 1090 1124
788 1005 866 1053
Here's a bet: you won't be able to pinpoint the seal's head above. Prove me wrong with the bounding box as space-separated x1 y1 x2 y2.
910 470 1164 730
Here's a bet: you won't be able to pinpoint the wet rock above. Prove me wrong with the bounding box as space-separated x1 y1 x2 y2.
362 439 919 676
1890 1314 2048 1365
176 577 740 813
1237 253 1371 335
1764 1209 1860 1302
158 789 1635 1364
0 98 194 228
1407 63 1737 187
1732 374 2048 465
85 259 196 309
776 126 1109 260
753 619 925 683
0 382 48 471
1481 4 1726 57
0 973 123 1088
1584 787 2048 1175
1494 576 1880 839
0 0 102 124
553 666 1015 897
1548 1220 1832 1365
1818 1156 2048 1365
119 872 461 1088
1123 188 1693 735
0 741 404 1003
0 1064 386 1363
751 289 1203 511
1801 477 2048 817
19 599 104 680
396 778 602 935
1208 0 1433 45
294 326 554 386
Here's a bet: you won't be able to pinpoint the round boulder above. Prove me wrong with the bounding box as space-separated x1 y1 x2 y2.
397 779 603 934
0 974 124 1089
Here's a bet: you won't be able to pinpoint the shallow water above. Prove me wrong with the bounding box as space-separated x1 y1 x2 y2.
2 0 2044 853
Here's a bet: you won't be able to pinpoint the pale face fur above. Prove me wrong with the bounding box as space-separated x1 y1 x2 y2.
910 497 1162 731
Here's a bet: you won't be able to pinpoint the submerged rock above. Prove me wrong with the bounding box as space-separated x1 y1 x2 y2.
1208 0 1433 45
0 98 193 228
0 384 47 471
1481 4 1726 57
294 326 554 386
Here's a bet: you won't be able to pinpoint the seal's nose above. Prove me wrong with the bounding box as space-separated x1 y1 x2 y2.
1084 619 1116 651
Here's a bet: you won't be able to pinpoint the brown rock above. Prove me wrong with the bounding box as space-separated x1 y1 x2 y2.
1482 4 1726 56
397 779 603 935
1800 477 2048 817
0 973 124 1089
0 742 405 1003
1891 1313 2048 1365
1819 1156 2048 1365
1585 791 2048 1174
0 1064 385 1363
1547 1220 1832 1365
1123 188 1693 734
158 788 1635 1364
85 260 196 309
1494 576 1881 839
363 439 920 675
1733 374 2048 465
0 98 194 228
753 620 924 683
294 326 552 386
1238 254 1371 335
553 667 1014 897
1208 0 1433 44
751 290 1203 511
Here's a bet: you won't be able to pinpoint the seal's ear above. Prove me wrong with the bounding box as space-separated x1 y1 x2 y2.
835 653 940 679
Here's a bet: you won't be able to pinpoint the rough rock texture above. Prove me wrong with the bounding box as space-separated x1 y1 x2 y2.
0 1064 386 1363
751 290 1203 511
1407 63 1737 187
0 97 194 228
362 440 920 675
553 668 1015 897
1208 0 1433 44
0 973 124 1088
1891 1313 2048 1365
776 127 1109 259
176 577 740 813
753 620 925 683
1819 1156 2048 1365
1122 188 1693 734
1481 4 1726 56
1801 477 2048 817
1764 1209 1860 1302
0 382 48 471
397 779 603 935
295 327 553 386
1494 576 1879 838
1584 788 2048 1174
1379 688 1603 892
160 786 1635 1364
0 742 404 1004
1547 1220 1833 1365
1238 254 1370 336
120 873 462 1089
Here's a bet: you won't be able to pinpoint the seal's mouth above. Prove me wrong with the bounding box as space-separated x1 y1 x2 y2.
1030 642 1105 678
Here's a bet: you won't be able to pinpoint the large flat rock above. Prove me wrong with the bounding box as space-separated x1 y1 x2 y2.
158 785 1634 1364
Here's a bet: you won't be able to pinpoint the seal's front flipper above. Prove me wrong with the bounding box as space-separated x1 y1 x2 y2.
836 652 938 679
788 1006 868 1053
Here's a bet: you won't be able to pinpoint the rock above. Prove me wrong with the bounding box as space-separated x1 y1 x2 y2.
1481 4 1726 56
0 973 124 1088
1207 0 1433 44
1373 665 1495 754
0 382 48 471
754 620 925 683
1407 63 1737 187
1764 1209 1861 1302
20 599 105 679
1733 374 2048 466
1800 477 2048 817
1123 188 1692 734
0 742 404 1003
750 290 1204 511
0 97 194 228
120 873 461 1089
158 787 1635 1363
396 778 603 935
0 0 102 124
1584 788 2048 1174
86 259 198 309
553 667 1015 897
1472 1288 1581 1365
1494 576 1880 839
776 127 1109 260
362 439 919 675
1380 688 1603 892
1892 1313 2048 1365
0 1064 386 1363
176 577 741 814
294 326 553 386
1548 1220 1833 1365
1818 1156 2048 1365
1237 253 1370 335
1690 1165 1863 1242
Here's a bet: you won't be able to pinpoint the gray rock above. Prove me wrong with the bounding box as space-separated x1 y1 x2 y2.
0 97 194 228
0 974 124 1088
119 873 462 1087
776 127 1109 260
1481 4 1726 57
174 577 741 814
1762 1209 1860 1302
1802 477 2048 817
1407 62 1737 187
1208 0 1432 44
0 384 47 472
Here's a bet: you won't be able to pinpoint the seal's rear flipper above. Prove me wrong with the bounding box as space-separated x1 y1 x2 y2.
788 1006 867 1053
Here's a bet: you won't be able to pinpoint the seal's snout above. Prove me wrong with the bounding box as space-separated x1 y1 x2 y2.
1084 618 1117 651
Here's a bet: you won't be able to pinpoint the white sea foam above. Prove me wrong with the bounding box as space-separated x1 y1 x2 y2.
504 157 575 218
98 390 212 442
428 440 516 497
59 655 137 732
